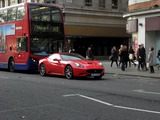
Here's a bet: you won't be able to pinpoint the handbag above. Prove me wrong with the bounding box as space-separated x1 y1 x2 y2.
129 54 133 60
109 55 113 60
147 62 150 68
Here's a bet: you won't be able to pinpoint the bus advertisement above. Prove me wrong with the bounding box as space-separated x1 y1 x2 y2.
0 2 65 71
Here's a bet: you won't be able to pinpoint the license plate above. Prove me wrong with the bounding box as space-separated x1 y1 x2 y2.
91 73 100 76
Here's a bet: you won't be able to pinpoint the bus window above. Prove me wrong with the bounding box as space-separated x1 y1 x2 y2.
29 5 62 23
17 6 25 20
0 10 7 23
7 7 17 22
51 9 62 22
17 37 28 52
0 11 3 23
41 11 50 22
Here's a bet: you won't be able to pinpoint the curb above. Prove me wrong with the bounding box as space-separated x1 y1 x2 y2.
105 72 160 79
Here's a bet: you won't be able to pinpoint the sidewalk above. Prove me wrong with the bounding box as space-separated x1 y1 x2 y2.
100 60 160 79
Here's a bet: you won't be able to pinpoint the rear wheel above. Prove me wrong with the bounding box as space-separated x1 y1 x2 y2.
65 65 73 79
39 63 46 76
8 58 15 72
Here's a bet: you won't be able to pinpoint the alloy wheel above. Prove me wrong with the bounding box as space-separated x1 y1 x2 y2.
40 63 46 76
65 65 73 79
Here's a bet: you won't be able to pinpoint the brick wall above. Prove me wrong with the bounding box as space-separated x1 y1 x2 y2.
128 0 160 11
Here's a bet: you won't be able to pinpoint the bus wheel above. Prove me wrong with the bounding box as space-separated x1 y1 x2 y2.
65 65 73 79
9 58 15 72
39 63 46 76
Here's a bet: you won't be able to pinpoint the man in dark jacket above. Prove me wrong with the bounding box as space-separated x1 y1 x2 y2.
86 47 94 60
141 44 148 70
137 45 143 70
137 44 148 71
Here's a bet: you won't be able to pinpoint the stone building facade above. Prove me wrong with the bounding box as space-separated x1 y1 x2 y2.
124 0 160 64
0 0 130 58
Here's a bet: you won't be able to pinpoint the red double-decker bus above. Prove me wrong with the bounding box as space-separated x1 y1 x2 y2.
0 2 65 71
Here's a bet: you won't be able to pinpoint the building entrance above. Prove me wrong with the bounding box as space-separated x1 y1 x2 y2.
67 37 129 59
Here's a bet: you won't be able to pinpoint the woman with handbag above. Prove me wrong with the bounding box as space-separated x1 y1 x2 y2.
147 47 154 73
128 46 136 67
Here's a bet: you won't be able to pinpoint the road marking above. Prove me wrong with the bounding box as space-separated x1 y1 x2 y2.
63 94 160 115
78 94 113 106
63 94 80 97
133 89 160 95
0 76 8 79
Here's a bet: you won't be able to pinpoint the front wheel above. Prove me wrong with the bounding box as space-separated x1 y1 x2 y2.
65 65 73 79
8 58 15 72
39 63 46 76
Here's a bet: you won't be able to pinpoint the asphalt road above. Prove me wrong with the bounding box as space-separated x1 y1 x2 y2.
0 70 160 120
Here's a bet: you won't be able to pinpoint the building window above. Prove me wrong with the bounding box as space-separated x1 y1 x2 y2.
8 0 10 6
2 0 5 7
99 0 105 8
44 0 56 4
112 0 118 9
85 0 92 7
18 0 22 4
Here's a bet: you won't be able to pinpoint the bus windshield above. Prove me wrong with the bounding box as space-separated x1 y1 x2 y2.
30 37 61 56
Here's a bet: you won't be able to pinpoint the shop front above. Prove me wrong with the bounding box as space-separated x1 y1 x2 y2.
64 25 130 59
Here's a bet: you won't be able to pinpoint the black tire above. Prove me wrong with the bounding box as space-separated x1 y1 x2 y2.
65 65 73 79
8 58 15 72
39 63 46 76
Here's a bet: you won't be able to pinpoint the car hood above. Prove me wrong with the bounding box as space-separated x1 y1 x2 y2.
72 60 103 67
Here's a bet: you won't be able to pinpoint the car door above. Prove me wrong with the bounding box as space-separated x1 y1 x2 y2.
47 54 64 75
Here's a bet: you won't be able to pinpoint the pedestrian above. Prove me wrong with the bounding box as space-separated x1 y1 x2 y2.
119 45 129 71
147 47 154 73
157 49 160 70
118 44 123 67
128 46 136 67
137 44 144 71
86 47 94 60
141 43 148 71
110 46 119 67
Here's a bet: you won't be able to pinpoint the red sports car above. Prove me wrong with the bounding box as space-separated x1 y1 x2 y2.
38 52 105 79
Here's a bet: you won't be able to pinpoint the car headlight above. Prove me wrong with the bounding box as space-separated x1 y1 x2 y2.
99 62 103 66
74 62 84 68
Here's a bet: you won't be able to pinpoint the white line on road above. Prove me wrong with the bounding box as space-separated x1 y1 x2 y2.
63 94 160 115
0 76 8 79
133 89 160 95
63 94 80 97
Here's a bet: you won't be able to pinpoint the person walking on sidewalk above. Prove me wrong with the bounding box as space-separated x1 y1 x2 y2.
157 49 160 70
141 43 148 71
137 44 146 71
119 45 129 71
118 44 123 67
86 47 94 60
110 46 119 67
128 46 136 67
147 47 154 73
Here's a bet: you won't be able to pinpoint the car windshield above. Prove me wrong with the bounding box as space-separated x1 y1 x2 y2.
61 53 85 61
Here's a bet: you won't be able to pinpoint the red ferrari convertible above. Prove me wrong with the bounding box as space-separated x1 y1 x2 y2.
38 52 105 79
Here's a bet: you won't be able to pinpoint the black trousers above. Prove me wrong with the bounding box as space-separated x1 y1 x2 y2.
111 60 118 67
149 66 154 73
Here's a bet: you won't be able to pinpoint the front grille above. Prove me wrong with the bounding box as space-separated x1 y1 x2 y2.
86 69 103 73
